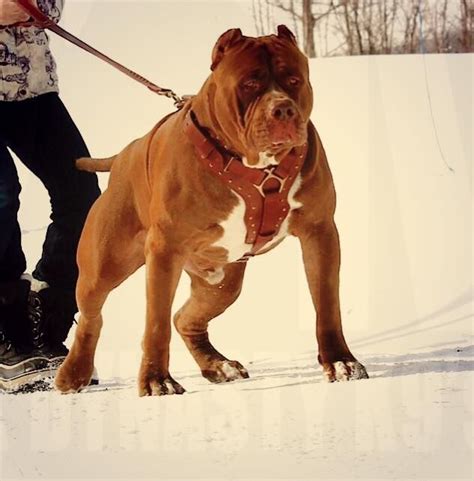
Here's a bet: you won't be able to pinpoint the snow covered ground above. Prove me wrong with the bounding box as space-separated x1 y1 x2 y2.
1 1 473 480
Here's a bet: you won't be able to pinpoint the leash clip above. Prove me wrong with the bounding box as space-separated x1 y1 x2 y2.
235 253 254 263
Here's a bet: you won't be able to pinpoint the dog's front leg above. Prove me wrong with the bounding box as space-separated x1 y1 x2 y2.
138 226 185 396
298 219 368 382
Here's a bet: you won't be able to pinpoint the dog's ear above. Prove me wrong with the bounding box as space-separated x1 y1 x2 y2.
277 25 297 44
211 28 243 71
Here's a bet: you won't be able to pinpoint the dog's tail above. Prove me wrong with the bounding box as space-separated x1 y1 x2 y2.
76 156 115 173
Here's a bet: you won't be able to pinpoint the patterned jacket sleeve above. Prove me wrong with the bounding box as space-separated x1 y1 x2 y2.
36 0 64 23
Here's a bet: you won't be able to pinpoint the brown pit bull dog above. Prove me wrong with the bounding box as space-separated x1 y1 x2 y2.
55 25 368 396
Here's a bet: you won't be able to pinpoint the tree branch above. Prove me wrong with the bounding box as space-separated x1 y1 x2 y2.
270 0 303 21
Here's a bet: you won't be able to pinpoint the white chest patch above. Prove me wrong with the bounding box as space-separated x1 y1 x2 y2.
212 174 303 264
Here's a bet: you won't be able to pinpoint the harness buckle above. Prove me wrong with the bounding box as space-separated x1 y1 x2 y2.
255 167 286 197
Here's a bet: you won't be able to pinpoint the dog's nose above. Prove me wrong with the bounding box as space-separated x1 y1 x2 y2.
270 100 296 121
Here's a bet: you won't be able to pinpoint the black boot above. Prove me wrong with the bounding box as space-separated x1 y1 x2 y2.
0 278 30 352
0 278 58 392
0 278 98 392
27 282 75 358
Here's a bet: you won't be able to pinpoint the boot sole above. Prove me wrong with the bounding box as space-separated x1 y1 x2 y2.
0 357 98 393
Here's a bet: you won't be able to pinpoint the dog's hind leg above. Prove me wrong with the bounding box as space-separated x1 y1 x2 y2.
174 262 249 383
55 193 145 393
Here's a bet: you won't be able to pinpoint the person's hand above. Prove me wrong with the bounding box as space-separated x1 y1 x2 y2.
0 0 30 26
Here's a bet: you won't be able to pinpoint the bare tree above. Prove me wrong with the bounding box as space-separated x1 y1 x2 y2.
302 0 317 56
459 0 473 52
269 1 342 56
258 0 266 36
252 0 267 35
340 1 355 53
253 0 472 56
290 0 301 41
436 0 449 52
252 0 262 35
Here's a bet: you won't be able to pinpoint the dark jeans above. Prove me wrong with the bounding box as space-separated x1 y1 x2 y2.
0 93 100 290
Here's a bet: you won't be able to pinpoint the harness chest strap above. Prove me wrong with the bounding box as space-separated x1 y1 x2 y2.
184 111 307 260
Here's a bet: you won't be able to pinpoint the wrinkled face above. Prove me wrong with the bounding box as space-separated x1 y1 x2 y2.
208 26 313 168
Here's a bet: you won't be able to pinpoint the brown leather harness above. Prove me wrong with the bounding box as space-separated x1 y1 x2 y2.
184 111 307 262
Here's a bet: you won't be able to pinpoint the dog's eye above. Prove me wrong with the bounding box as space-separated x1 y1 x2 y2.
242 79 261 91
287 76 301 88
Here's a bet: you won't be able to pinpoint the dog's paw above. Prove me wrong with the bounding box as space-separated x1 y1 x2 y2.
138 375 186 397
55 361 92 394
202 360 249 383
322 360 369 382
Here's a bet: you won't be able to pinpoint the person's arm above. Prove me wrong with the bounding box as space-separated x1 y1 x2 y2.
0 0 30 25
0 1 64 27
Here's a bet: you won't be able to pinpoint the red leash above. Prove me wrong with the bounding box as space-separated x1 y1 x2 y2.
16 0 186 108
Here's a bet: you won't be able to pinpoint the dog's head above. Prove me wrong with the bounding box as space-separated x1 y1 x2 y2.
204 25 313 168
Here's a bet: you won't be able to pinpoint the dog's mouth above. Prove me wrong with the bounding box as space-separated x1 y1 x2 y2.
268 139 297 154
241 130 307 169
258 123 307 154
